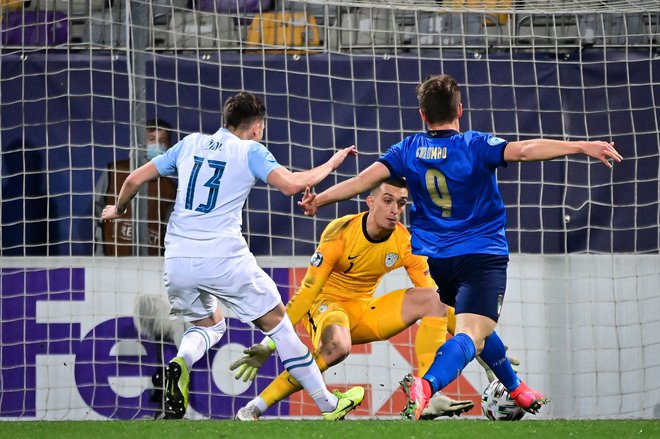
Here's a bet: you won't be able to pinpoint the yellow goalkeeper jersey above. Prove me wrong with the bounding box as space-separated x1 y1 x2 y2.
286 212 435 325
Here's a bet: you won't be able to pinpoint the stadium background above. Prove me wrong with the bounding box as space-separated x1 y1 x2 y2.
1 0 659 421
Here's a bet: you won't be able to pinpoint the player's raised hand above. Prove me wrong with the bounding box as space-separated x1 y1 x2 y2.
229 343 274 382
297 185 318 217
101 205 123 221
328 145 357 170
581 141 623 168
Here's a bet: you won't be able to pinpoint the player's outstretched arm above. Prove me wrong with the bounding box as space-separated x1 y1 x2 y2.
298 161 390 216
504 139 622 167
267 145 357 196
101 161 161 220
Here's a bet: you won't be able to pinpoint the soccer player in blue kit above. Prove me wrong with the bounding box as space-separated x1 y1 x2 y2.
298 74 623 420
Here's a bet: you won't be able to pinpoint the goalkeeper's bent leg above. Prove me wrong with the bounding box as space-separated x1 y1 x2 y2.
175 319 226 369
259 351 329 408
264 315 338 413
415 316 448 376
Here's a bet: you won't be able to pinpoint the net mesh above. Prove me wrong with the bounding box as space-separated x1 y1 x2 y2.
0 0 659 421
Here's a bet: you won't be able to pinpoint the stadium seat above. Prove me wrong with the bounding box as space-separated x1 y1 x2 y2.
417 11 487 46
339 7 396 51
1 9 69 46
0 0 24 13
150 0 190 47
22 0 105 44
195 0 273 14
83 3 126 47
25 0 105 15
578 12 649 46
516 13 581 47
246 11 320 52
168 10 238 49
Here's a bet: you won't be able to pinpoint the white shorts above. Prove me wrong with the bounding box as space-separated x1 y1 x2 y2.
163 253 282 323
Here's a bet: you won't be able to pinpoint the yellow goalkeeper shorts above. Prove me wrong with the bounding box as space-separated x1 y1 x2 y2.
302 288 409 348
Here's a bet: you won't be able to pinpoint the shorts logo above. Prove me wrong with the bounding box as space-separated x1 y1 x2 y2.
385 252 399 268
488 136 505 146
318 303 328 313
310 252 323 267
497 294 504 317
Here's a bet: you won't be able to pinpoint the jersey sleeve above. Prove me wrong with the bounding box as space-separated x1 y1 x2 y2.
377 140 405 178
399 228 436 288
152 137 185 176
247 141 283 183
285 232 345 325
405 253 436 288
465 130 508 170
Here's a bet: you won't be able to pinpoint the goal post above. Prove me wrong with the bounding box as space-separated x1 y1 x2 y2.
0 0 659 420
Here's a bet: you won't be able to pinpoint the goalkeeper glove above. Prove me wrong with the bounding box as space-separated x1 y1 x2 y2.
229 337 276 382
477 347 521 382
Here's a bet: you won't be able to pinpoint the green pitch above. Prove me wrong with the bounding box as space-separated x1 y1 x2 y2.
2 419 658 438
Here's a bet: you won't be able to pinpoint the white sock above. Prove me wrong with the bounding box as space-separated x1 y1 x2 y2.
175 319 226 370
249 396 267 415
264 315 338 413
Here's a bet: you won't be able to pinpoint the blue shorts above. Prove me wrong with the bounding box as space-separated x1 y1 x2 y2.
427 254 508 322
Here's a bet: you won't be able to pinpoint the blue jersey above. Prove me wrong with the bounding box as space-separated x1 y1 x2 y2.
378 129 509 258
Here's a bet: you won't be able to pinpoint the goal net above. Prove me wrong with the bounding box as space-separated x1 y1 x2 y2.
0 0 658 420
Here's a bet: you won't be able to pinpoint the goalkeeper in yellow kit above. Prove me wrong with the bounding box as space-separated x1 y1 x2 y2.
230 178 475 420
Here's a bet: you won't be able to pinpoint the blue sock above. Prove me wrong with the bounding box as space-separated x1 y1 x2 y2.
423 333 476 394
479 331 520 391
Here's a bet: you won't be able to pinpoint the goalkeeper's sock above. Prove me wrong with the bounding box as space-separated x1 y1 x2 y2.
415 316 448 376
479 331 520 391
446 306 456 335
261 350 330 407
176 319 226 370
247 396 267 416
265 315 338 413
423 333 476 394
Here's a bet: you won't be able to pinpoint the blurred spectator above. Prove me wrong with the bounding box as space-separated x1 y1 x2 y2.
95 119 176 256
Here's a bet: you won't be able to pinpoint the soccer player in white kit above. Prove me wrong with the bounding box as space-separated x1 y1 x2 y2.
101 92 364 420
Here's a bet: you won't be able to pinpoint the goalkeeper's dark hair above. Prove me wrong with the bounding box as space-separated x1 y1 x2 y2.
416 74 461 125
223 92 267 131
370 177 408 196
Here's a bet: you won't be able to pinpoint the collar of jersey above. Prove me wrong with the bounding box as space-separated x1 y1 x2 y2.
362 212 393 244
426 129 458 138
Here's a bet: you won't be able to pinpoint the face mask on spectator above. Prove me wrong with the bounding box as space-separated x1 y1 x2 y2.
146 143 168 160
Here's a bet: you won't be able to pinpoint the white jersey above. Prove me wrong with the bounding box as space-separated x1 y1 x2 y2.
152 127 281 258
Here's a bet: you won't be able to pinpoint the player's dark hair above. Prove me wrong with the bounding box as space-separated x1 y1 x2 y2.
370 177 408 196
384 177 407 189
223 92 267 130
416 74 461 125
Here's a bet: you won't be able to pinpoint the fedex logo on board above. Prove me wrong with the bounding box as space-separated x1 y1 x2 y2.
0 266 474 420
0 267 285 419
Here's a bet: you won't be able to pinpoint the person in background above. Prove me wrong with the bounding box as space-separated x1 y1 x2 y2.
95 118 175 256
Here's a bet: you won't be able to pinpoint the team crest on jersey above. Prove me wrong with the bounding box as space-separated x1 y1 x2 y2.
265 151 277 163
310 252 323 267
385 252 399 268
488 136 505 146
318 303 328 313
